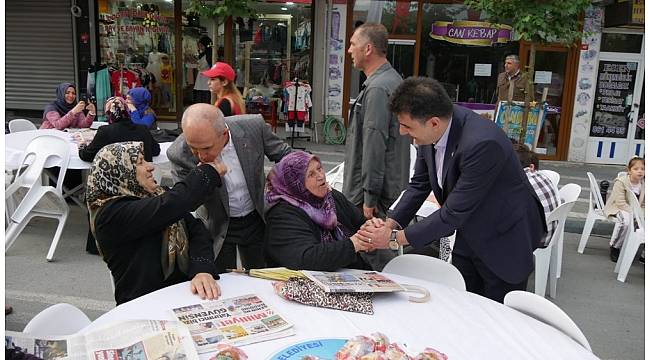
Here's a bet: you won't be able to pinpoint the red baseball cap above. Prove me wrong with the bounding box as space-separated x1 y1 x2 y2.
202 62 236 81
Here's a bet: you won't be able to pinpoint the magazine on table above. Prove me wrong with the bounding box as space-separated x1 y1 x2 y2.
302 270 406 293
5 319 198 360
170 293 295 354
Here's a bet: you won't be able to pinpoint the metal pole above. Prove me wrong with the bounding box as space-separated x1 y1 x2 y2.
71 0 80 92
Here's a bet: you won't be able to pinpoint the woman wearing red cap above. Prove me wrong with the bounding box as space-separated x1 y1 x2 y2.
202 62 246 116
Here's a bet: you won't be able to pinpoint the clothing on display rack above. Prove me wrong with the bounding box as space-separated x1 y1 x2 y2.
88 64 111 122
294 21 311 51
109 66 143 97
283 80 312 129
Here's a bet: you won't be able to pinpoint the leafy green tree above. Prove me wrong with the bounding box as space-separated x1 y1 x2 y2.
465 0 591 143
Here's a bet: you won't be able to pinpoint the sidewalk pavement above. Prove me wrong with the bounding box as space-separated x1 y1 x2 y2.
4 123 644 359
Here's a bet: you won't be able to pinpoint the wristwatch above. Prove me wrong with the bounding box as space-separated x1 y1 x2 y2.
388 230 400 251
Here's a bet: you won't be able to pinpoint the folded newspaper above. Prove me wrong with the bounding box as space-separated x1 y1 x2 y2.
5 320 199 360
170 294 295 354
302 271 406 293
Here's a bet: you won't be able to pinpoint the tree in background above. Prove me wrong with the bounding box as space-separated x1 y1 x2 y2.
465 0 591 143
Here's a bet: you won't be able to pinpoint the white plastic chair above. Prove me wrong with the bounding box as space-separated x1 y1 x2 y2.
5 135 71 261
23 303 91 336
554 183 581 278
538 169 560 190
534 200 576 299
326 162 344 192
614 186 645 283
504 290 592 352
8 119 37 133
577 172 621 254
383 253 466 291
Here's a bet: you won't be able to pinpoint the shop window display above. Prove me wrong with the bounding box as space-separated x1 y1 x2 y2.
350 1 418 99
98 0 177 116
180 16 222 108
352 0 418 36
232 1 313 127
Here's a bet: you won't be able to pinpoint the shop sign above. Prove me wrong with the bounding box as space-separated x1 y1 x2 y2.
103 24 169 34
430 21 511 46
105 9 168 24
589 61 637 138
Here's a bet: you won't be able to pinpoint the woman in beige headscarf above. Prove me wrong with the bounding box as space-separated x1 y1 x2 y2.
86 141 226 304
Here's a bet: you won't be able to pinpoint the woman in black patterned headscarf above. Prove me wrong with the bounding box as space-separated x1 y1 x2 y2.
87 141 225 305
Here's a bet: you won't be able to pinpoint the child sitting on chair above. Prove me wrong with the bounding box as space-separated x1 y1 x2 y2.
604 156 645 262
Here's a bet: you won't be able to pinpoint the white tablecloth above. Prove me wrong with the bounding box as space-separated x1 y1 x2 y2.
84 272 597 360
5 129 171 170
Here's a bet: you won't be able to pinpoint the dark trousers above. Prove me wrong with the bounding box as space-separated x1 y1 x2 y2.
452 252 527 303
215 211 266 272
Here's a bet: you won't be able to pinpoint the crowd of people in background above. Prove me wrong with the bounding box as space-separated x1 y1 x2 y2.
11 23 644 307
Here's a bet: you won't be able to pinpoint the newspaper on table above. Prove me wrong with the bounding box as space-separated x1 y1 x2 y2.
170 294 295 354
5 319 198 360
302 271 406 293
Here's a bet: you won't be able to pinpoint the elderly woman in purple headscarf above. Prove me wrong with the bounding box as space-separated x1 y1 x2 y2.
264 151 372 271
126 87 157 128
41 82 96 130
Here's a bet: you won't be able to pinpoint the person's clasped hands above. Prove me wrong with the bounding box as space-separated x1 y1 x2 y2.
353 217 392 251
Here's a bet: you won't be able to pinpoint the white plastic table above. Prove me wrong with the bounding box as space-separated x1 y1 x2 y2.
84 272 597 360
5 129 171 170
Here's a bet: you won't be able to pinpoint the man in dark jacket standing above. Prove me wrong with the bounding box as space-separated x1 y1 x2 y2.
360 77 546 303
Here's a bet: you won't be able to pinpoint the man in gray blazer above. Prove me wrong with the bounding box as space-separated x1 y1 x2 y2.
167 104 292 271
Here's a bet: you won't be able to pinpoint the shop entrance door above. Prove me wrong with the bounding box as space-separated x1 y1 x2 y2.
520 43 579 160
585 36 645 164
387 39 415 79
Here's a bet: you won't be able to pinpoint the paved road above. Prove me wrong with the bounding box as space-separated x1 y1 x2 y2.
5 137 643 359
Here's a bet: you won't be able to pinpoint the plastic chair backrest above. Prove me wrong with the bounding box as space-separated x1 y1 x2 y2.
545 201 575 248
539 169 560 189
11 135 71 192
625 186 644 230
326 162 344 192
23 303 91 336
558 183 581 203
504 290 592 352
586 172 605 211
383 254 466 291
8 119 37 133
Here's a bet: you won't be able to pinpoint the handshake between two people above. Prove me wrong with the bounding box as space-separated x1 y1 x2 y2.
350 217 399 253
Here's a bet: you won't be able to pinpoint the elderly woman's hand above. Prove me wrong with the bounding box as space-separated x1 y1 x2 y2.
350 233 373 253
190 273 221 300
200 158 229 177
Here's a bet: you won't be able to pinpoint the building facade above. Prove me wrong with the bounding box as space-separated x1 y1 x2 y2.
5 0 644 164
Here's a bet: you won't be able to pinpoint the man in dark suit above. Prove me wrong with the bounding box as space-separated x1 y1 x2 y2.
168 104 292 271
359 77 546 302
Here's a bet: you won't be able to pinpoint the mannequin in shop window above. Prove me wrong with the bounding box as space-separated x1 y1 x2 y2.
193 36 213 104
202 62 246 116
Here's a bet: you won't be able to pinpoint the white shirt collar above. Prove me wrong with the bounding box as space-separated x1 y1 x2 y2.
434 116 452 150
